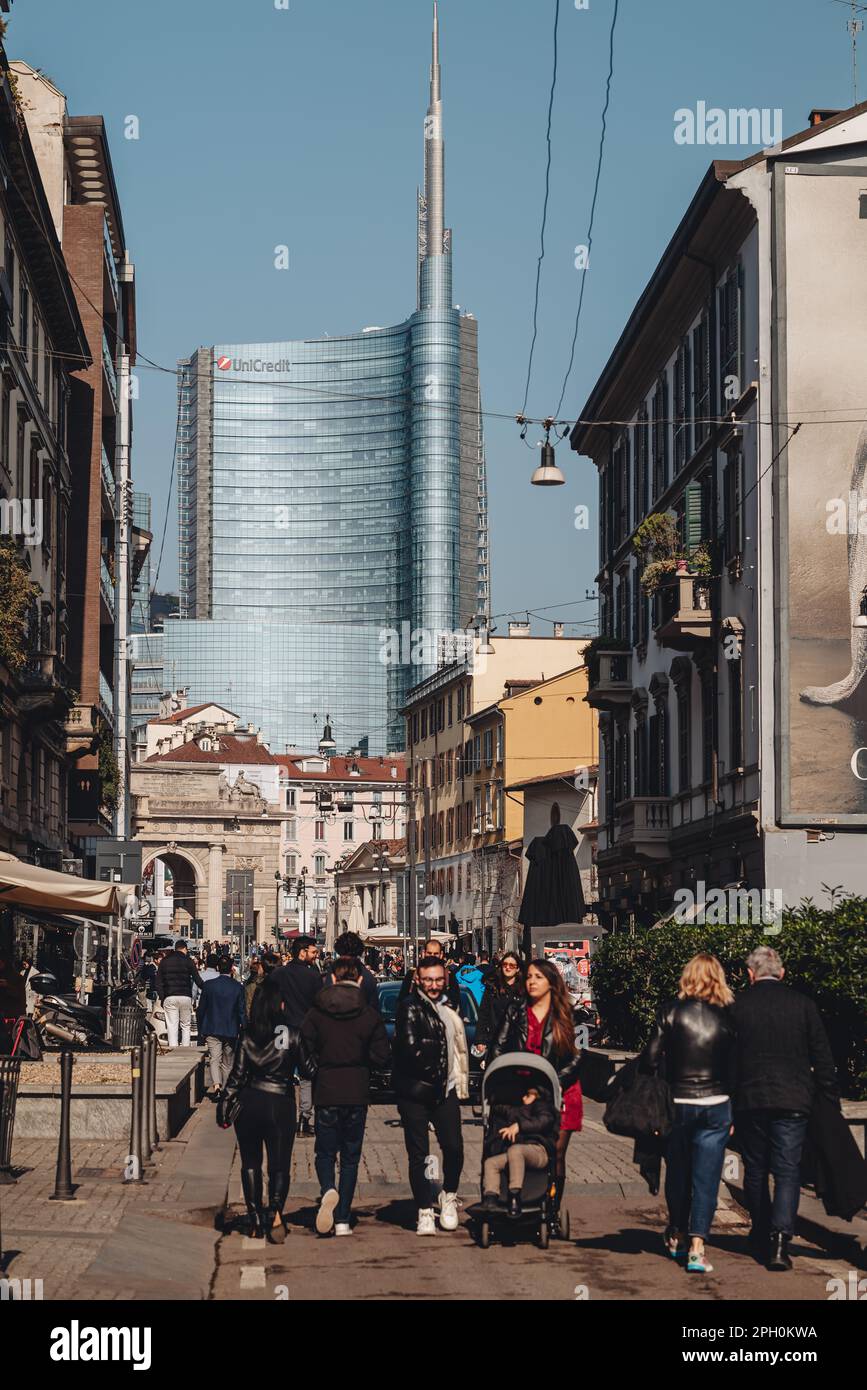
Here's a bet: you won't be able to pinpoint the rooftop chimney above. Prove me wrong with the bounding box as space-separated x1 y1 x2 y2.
508 620 531 638
553 622 564 638
808 108 842 127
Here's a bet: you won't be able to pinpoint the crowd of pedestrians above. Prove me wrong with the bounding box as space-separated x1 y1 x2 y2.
136 932 850 1268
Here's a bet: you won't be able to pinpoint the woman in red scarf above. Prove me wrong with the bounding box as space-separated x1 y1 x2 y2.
489 959 582 1218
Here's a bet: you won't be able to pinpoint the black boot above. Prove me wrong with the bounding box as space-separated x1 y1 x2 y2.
508 1189 522 1218
240 1168 265 1239
266 1169 290 1244
768 1231 792 1271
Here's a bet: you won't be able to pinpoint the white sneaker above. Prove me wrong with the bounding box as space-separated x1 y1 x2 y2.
416 1207 437 1236
315 1188 339 1235
438 1191 460 1231
334 1222 352 1237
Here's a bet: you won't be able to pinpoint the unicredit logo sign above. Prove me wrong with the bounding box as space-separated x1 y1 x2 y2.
215 355 291 373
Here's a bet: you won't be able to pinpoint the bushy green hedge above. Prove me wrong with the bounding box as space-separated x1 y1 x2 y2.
591 898 867 1098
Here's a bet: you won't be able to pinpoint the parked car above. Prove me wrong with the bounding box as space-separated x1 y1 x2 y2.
372 980 483 1101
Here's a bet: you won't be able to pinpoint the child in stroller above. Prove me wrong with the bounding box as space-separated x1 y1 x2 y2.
470 1053 567 1248
482 1082 558 1217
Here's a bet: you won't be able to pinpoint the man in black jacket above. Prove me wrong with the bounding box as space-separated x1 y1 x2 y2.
327 931 381 1013
733 945 839 1271
393 956 469 1237
272 936 322 1134
156 941 204 1047
398 937 461 1008
301 957 390 1236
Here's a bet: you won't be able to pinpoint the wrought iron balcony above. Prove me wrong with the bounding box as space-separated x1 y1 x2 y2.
585 646 633 710
654 573 712 649
100 555 115 619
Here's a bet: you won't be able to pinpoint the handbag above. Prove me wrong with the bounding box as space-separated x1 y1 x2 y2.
603 1058 674 1139
216 1089 241 1129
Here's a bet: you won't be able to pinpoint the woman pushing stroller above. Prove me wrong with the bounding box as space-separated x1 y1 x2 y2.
488 958 583 1224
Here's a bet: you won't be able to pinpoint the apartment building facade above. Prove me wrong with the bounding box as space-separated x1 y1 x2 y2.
14 63 144 857
571 103 867 924
403 630 591 950
275 752 406 937
0 47 90 866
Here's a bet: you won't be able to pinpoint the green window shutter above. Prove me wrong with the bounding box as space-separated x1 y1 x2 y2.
684 480 704 554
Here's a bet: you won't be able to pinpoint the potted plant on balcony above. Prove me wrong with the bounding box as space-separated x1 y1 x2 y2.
581 633 632 684
633 513 712 595
0 539 39 673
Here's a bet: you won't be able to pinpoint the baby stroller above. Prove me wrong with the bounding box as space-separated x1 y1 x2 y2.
468 1052 569 1249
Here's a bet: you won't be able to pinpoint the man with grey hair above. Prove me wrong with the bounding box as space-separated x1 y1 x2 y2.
733 945 838 1271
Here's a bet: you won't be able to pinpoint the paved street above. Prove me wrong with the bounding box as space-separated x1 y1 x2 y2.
3 1093 861 1303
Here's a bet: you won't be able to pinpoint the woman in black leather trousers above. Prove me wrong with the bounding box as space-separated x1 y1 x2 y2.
219 974 308 1242
640 952 736 1275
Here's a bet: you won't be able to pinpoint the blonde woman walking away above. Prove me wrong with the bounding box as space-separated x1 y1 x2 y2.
639 953 736 1274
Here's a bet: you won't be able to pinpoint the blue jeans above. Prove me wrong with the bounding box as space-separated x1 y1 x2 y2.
665 1100 731 1239
314 1105 368 1223
737 1109 808 1237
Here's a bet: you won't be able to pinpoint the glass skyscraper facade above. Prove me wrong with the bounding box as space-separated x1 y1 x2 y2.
170 7 488 754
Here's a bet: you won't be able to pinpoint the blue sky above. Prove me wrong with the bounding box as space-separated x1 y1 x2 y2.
8 0 858 632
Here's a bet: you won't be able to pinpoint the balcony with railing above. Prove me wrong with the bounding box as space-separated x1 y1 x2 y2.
602 796 672 863
100 555 115 619
102 331 118 408
653 572 712 649
585 645 633 711
99 668 114 724
101 443 115 514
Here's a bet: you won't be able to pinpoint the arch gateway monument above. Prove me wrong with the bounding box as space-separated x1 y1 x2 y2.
130 759 282 944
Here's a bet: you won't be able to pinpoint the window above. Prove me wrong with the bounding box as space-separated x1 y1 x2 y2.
448 692 453 726
729 658 743 770
456 685 464 720
372 821 383 840
693 310 711 447
0 380 9 476
285 854 297 877
18 280 28 350
649 707 669 797
343 821 354 841
446 808 454 843
614 720 630 804
314 855 326 876
719 266 743 402
437 699 445 732
723 450 743 561
285 817 297 841
701 675 714 784
473 787 481 827
483 728 493 767
446 749 452 783
421 708 427 739
473 734 481 771
634 405 649 523
674 338 692 472
677 684 691 792
612 435 629 545
457 864 462 895
495 723 504 764
652 375 669 501
616 569 630 641
315 820 325 840
633 719 647 796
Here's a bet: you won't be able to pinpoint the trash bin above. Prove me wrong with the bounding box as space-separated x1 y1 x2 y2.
0 1055 22 1184
111 1005 147 1050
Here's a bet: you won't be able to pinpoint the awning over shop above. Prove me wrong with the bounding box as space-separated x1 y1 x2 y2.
0 852 135 914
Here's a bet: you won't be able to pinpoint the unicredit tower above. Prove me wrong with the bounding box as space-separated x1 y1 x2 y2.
169 4 488 755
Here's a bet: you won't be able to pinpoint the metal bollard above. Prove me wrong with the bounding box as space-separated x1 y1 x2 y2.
146 1030 160 1152
50 1050 76 1201
126 1045 144 1183
140 1035 152 1167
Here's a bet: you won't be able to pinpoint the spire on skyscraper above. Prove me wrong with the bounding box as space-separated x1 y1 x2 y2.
418 2 450 308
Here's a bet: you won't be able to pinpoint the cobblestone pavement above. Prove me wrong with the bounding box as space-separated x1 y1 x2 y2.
2 1095 860 1302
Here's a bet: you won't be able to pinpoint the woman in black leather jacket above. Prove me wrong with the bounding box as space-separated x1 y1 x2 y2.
639 952 736 1275
218 974 307 1242
489 959 582 1218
